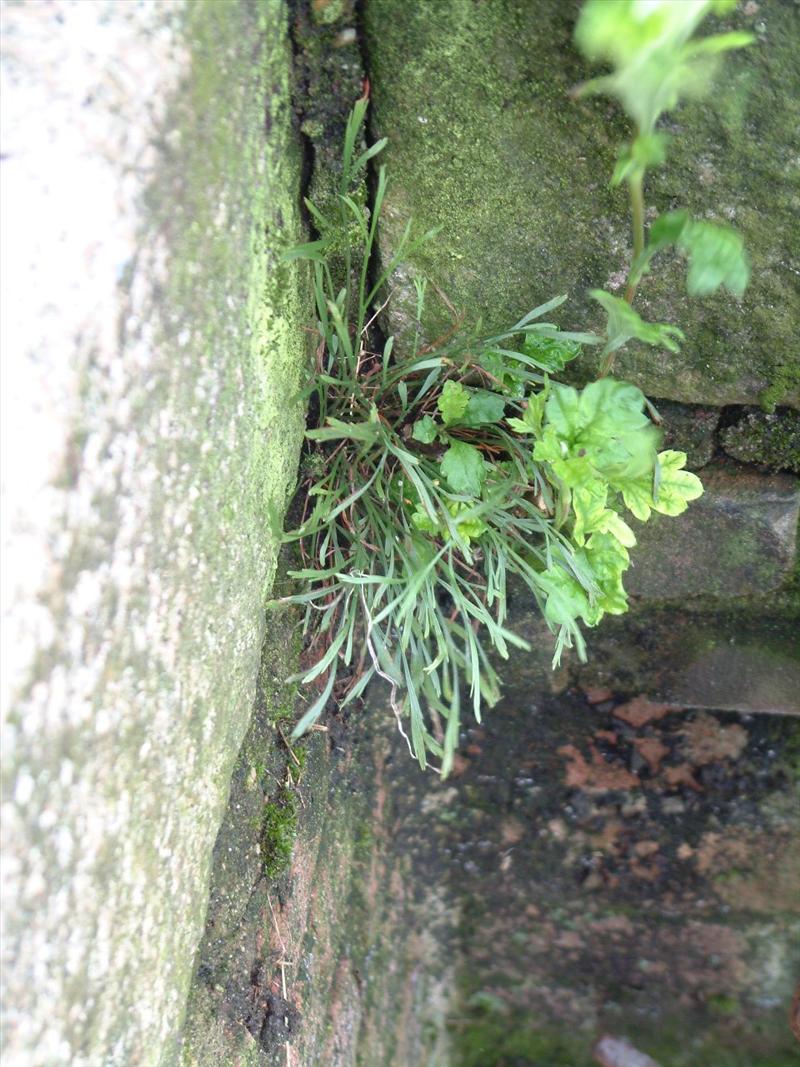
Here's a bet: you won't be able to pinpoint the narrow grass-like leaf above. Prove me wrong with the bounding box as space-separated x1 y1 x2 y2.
291 667 337 739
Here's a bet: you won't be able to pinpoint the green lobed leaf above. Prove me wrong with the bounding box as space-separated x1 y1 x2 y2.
507 390 548 437
412 415 438 444
440 440 487 497
533 381 662 531
619 477 653 522
632 211 750 298
411 501 488 546
611 132 670 186
521 333 582 373
538 565 592 630
620 449 703 520
461 389 507 427
538 525 632 632
595 509 637 549
583 531 630 616
544 379 653 448
575 0 754 135
571 482 609 547
630 209 691 282
679 219 750 298
650 450 704 515
437 380 470 425
506 417 534 435
478 349 527 398
590 290 685 356
410 509 438 535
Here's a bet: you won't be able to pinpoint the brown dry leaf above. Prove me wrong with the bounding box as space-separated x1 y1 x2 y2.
547 818 567 841
612 695 677 728
630 860 660 882
694 831 751 875
500 816 525 846
558 744 640 793
621 796 647 818
662 763 703 792
681 712 748 765
585 686 615 704
632 737 669 773
591 818 626 854
555 930 584 950
590 914 636 937
449 754 471 778
633 840 660 858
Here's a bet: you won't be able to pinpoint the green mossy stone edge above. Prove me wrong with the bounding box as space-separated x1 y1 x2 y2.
152 0 309 1061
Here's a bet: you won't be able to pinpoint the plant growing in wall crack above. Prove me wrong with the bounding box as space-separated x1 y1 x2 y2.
275 0 752 776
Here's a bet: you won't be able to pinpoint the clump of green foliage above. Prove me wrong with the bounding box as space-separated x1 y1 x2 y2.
276 0 752 776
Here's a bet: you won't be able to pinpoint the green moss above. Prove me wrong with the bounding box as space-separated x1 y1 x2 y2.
180 988 264 1067
452 1016 587 1067
311 0 347 27
163 0 311 1053
452 1006 799 1067
156 0 309 602
708 990 738 1015
760 361 800 413
353 823 375 860
721 409 800 472
260 786 299 880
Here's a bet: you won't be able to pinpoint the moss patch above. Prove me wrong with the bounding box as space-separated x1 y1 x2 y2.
721 408 800 473
452 1013 586 1067
260 786 299 880
452 1011 800 1067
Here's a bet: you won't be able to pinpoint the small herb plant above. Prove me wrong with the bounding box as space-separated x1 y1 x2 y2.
276 0 752 775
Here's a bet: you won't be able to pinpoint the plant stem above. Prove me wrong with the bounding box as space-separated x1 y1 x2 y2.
603 167 646 378
624 169 645 306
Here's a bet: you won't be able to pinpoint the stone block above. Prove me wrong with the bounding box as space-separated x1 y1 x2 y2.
626 464 799 600
365 0 800 408
181 643 457 1067
0 3 307 1064
577 611 800 717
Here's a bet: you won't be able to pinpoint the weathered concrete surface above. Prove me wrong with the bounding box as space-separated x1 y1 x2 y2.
365 0 800 409
0 2 307 1065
